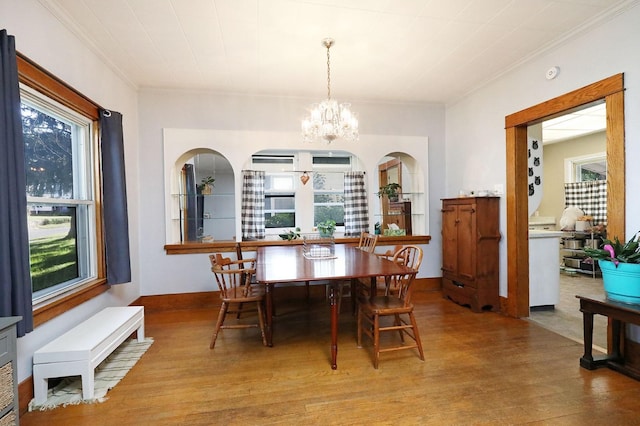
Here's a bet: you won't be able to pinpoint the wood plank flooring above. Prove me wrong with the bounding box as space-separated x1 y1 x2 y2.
21 290 640 425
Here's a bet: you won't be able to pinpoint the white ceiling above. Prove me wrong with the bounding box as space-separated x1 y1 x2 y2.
40 0 633 105
542 102 606 143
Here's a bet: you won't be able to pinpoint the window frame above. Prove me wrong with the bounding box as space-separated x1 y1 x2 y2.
17 53 107 327
564 152 607 183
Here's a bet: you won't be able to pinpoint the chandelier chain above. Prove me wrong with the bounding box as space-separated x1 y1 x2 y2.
326 43 331 100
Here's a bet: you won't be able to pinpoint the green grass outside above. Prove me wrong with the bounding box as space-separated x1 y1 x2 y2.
30 234 78 293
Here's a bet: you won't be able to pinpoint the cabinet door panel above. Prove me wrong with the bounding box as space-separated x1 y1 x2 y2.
441 206 458 273
457 203 477 279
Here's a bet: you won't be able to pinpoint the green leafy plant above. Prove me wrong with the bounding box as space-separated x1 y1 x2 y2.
279 227 301 241
317 219 336 236
197 176 215 192
584 232 640 265
377 183 401 200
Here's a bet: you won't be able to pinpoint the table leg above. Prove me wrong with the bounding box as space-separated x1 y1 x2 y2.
370 276 377 297
329 283 338 369
580 310 596 369
265 283 274 347
611 319 622 359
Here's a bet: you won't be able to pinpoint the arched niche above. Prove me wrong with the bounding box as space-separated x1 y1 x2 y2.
375 152 425 236
170 149 235 243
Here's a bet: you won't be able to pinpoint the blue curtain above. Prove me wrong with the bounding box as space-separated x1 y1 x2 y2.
0 30 33 336
100 110 131 284
182 163 197 241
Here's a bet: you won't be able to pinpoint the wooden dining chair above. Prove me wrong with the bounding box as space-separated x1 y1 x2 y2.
358 232 379 253
333 232 380 313
357 245 424 369
209 254 267 349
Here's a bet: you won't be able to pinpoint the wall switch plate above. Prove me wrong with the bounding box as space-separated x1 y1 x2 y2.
494 184 504 195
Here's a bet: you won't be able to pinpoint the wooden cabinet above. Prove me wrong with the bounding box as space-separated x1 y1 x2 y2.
0 317 21 426
385 201 412 235
441 197 500 312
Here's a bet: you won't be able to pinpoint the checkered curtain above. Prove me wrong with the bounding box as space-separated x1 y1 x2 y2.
343 172 369 237
564 180 607 225
241 170 265 240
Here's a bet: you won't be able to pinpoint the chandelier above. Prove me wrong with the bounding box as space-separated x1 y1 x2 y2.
302 38 358 143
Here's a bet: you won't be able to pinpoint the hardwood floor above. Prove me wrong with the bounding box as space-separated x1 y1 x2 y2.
21 290 640 425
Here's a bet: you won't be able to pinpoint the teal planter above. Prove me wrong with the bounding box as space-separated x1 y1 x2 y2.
599 260 640 304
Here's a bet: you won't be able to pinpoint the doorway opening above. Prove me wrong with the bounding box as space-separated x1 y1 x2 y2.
503 74 625 339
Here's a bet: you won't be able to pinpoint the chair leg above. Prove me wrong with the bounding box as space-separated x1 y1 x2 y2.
357 307 363 348
210 302 228 349
395 313 405 343
256 301 267 346
409 312 425 361
373 314 380 369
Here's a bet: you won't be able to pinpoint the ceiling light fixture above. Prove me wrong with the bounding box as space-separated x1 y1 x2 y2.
302 38 358 143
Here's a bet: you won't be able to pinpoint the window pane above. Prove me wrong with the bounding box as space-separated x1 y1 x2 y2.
314 206 344 225
265 213 295 228
314 193 344 204
28 204 79 294
22 104 74 199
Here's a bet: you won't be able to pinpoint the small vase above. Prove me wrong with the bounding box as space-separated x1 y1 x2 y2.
319 230 333 238
201 184 213 195
599 259 640 304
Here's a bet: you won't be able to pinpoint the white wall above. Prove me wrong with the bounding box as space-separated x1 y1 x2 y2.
1 0 140 382
139 90 446 296
445 2 640 297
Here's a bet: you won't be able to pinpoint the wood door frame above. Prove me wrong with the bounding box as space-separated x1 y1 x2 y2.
504 73 625 318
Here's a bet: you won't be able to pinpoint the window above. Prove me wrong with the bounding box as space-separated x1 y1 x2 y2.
313 156 351 226
22 87 97 302
264 174 295 228
252 155 296 229
565 152 606 183
18 54 105 325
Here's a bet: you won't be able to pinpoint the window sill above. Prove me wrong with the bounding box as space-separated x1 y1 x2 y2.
33 278 109 328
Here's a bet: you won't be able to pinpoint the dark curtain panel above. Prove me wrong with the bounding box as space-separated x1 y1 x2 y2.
0 30 33 336
100 109 131 284
183 164 197 241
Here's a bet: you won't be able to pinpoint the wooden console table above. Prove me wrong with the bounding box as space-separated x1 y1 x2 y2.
577 295 640 380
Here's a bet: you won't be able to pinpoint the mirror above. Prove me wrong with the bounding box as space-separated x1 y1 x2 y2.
174 150 235 242
376 152 424 236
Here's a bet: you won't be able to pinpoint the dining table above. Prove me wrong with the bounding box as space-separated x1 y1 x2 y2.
255 244 416 369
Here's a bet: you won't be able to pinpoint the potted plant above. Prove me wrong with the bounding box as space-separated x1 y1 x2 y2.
198 176 215 195
584 232 640 304
377 183 401 202
317 220 336 237
279 227 301 241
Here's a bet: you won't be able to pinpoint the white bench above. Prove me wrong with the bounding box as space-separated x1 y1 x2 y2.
33 306 144 404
